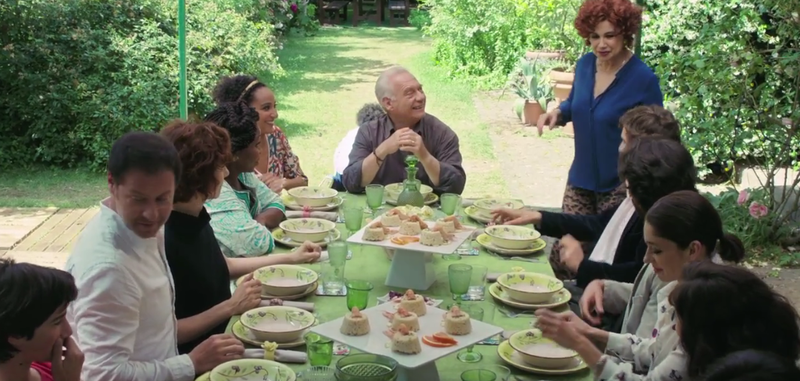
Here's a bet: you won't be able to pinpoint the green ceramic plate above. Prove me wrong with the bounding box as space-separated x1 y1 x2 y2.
476 233 546 255
271 227 341 248
497 340 587 375
385 192 438 206
488 282 570 310
464 205 492 224
210 358 296 381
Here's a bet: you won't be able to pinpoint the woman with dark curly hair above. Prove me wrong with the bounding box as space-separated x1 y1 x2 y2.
532 191 762 381
202 102 287 257
213 75 307 193
161 120 320 354
700 350 800 381
536 0 664 278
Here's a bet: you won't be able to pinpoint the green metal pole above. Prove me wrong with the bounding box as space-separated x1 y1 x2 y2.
178 0 188 119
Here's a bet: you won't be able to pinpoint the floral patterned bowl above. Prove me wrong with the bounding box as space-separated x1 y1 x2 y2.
278 218 337 243
287 186 339 207
496 272 563 304
239 306 316 343
254 265 318 297
385 182 433 201
484 225 542 249
210 358 296 381
508 329 578 369
473 198 524 218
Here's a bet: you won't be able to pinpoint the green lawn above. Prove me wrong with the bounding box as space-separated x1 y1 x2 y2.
0 27 508 208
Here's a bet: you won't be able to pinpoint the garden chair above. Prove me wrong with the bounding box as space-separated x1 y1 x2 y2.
320 0 350 24
352 0 384 26
388 0 410 27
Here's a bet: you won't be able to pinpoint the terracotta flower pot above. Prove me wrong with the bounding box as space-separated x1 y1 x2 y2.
522 101 545 126
548 69 574 84
553 83 572 102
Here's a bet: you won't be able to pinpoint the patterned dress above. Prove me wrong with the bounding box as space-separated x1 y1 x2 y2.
258 126 305 180
205 172 285 257
594 281 688 381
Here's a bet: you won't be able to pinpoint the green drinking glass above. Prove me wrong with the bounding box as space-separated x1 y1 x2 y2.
448 264 472 306
365 184 385 215
440 193 461 216
345 280 373 311
457 305 484 362
305 333 334 366
460 369 496 381
342 206 364 235
328 241 348 266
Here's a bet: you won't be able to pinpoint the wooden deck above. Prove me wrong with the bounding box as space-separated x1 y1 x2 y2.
0 207 98 268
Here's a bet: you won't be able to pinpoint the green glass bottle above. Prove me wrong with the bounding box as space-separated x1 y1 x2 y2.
396 155 425 207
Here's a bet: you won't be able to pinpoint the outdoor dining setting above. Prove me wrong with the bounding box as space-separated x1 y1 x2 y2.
202 183 582 381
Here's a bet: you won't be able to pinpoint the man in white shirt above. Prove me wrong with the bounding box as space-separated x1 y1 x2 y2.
66 132 245 381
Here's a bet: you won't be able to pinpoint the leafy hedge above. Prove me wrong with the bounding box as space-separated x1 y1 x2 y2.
0 0 286 170
423 0 584 87
641 0 799 175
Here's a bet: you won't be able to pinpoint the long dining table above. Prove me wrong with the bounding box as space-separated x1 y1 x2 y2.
224 193 593 381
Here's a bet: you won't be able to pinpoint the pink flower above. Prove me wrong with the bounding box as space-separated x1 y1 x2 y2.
290 3 298 12
748 201 768 219
737 190 749 205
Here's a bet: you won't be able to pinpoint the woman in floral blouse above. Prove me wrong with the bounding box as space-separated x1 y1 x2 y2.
534 190 755 380
213 75 308 193
203 101 286 257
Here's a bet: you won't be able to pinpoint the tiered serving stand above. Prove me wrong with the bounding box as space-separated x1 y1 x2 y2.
346 212 476 291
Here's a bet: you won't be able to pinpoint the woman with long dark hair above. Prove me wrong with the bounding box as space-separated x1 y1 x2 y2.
534 191 751 381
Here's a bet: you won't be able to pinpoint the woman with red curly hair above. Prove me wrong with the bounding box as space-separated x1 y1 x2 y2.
161 120 322 354
536 0 663 279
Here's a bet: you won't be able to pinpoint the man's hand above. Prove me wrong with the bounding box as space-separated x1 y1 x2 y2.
290 241 322 264
189 334 245 374
376 127 407 159
559 234 584 272
397 129 429 159
51 337 84 381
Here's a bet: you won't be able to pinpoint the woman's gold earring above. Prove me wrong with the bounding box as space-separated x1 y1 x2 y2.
233 156 239 161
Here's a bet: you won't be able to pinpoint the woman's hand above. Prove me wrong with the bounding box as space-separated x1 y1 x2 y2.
290 241 322 264
51 337 84 381
229 273 262 315
536 109 560 136
580 280 605 326
534 310 592 350
559 234 584 272
259 173 285 194
491 209 542 225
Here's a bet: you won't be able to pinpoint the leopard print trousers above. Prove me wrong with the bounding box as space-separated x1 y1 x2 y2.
550 183 627 280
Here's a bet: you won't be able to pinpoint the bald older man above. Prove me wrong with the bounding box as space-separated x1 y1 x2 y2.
341 66 467 195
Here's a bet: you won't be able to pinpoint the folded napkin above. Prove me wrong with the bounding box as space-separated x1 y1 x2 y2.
259 299 315 312
285 211 338 221
244 348 307 364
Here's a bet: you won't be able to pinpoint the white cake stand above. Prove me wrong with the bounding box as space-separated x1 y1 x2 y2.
310 305 503 381
347 219 475 291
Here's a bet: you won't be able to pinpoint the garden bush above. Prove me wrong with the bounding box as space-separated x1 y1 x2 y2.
0 0 283 170
423 0 583 87
641 0 800 176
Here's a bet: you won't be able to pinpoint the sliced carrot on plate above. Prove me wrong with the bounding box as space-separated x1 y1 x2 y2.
422 335 455 348
432 332 458 345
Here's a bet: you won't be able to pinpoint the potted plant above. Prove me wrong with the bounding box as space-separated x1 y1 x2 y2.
547 58 575 102
506 58 554 126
